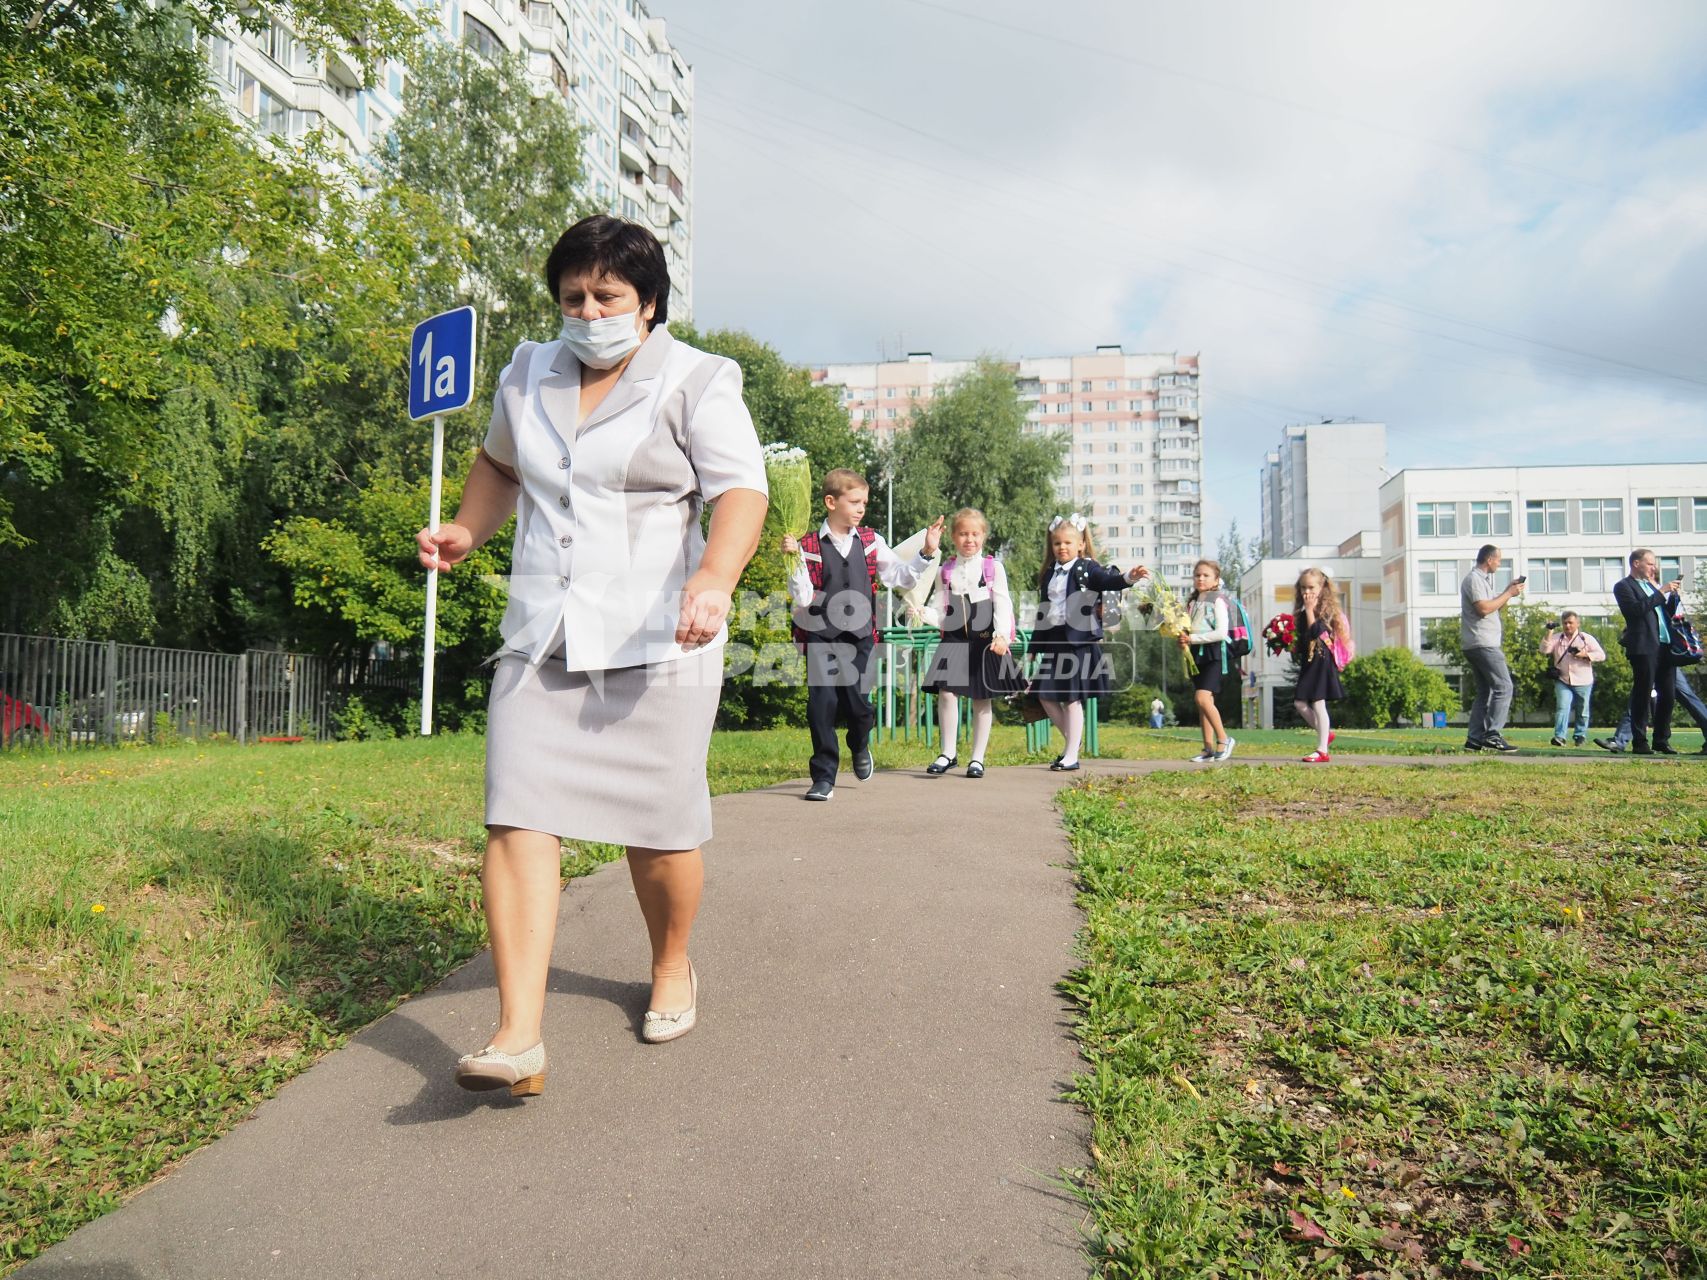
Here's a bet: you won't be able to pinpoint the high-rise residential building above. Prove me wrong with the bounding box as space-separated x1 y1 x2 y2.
1259 421 1387 557
813 347 1204 582
200 0 694 319
1379 463 1707 682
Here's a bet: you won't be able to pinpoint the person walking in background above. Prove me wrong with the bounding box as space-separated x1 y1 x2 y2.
416 215 768 1090
1027 514 1147 772
1460 544 1523 753
1612 547 1686 755
1595 669 1707 754
917 508 1021 780
1541 611 1604 746
1291 568 1351 763
784 472 941 800
1180 559 1235 763
1149 696 1166 729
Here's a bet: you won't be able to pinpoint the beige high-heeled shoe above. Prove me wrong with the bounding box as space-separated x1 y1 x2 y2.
641 963 698 1044
454 1041 547 1096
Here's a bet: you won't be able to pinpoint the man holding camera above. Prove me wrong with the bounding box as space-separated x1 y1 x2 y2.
1612 547 1686 755
1460 544 1524 753
1541 611 1604 746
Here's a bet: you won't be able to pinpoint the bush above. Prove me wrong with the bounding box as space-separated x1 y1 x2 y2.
332 695 397 742
1340 647 1455 728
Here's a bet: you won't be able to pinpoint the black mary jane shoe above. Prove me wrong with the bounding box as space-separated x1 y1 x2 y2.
925 754 958 775
1049 759 1081 772
966 761 985 779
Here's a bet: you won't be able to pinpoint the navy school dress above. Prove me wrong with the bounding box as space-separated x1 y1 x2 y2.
1029 558 1133 704
921 557 1024 700
1293 616 1344 703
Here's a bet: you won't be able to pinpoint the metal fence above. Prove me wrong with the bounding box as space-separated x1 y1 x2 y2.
0 633 421 751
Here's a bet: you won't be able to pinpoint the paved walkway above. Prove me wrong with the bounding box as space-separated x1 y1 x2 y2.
19 748 1657 1280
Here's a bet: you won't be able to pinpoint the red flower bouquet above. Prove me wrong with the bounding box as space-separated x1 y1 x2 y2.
1262 613 1296 657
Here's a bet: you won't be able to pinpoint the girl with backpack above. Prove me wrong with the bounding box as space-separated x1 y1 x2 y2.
918 508 1022 778
1028 514 1147 772
1292 567 1351 763
1181 559 1236 762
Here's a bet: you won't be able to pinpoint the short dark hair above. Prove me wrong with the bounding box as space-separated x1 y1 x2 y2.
543 215 670 326
1630 547 1654 568
1476 543 1500 566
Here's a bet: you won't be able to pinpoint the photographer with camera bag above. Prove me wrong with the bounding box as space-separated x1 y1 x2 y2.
1540 611 1604 746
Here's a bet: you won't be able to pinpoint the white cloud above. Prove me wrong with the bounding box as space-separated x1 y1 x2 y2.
671 0 1707 544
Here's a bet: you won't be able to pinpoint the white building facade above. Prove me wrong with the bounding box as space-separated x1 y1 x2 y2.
1260 421 1387 557
1379 463 1707 662
202 0 695 318
1238 531 1386 729
814 347 1204 583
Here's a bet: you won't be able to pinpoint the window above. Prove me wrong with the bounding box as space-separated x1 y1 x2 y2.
1525 499 1566 535
1107 526 1122 538
1417 502 1457 537
1417 560 1457 595
1469 501 1511 537
1081 464 1094 476
1080 402 1093 413
1105 380 1118 390
1661 556 1682 583
463 14 503 60
1492 565 1514 590
1578 498 1623 535
1079 380 1092 392
1108 442 1121 453
1105 401 1118 412
1694 498 1707 532
1528 558 1569 593
1129 484 1145 496
884 408 897 420
1582 556 1623 593
884 387 896 398
860 410 873 423
1637 497 1680 533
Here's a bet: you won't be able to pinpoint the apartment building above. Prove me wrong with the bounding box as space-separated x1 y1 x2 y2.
813 347 1204 583
1260 421 1387 557
1379 463 1707 661
202 0 694 318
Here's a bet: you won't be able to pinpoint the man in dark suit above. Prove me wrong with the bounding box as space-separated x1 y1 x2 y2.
1612 547 1687 755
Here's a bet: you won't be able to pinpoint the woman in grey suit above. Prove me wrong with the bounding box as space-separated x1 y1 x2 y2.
417 216 768 1094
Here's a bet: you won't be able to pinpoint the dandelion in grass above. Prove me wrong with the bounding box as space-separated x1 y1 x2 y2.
762 442 812 575
90 903 106 914
1130 571 1197 675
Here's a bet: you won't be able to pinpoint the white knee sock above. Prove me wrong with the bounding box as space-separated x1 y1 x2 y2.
970 700 994 762
938 692 959 758
1062 701 1085 763
1312 700 1330 752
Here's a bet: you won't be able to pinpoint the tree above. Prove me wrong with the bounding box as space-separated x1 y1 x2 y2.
1215 520 1262 593
888 359 1066 597
1424 604 1633 728
1339 647 1455 728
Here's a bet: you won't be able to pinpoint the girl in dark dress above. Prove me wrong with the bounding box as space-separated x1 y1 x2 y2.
1028 514 1146 771
1293 567 1350 762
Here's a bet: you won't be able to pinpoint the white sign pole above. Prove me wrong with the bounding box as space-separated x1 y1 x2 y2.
421 412 445 736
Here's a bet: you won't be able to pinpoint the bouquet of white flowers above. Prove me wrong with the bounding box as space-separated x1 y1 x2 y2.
763 442 812 572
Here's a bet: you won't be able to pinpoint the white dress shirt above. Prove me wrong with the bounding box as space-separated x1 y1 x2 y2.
481 326 767 671
1042 561 1073 627
787 523 930 607
919 554 1015 636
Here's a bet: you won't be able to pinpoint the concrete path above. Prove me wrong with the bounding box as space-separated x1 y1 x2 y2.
18 747 1670 1280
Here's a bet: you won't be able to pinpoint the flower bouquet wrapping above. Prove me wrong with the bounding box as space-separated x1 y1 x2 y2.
1131 572 1197 676
1262 612 1296 657
763 443 812 573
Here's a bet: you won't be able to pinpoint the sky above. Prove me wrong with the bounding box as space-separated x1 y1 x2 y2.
664 0 1707 551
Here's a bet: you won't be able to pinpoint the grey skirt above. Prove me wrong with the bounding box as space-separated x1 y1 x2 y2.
485 644 724 849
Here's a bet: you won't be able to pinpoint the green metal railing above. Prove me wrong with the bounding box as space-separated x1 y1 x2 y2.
867 627 1098 757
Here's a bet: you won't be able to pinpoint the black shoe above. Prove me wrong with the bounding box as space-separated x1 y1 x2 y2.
1594 737 1624 754
1573 738 1586 746
1484 735 1520 754
805 780 834 801
1463 739 1483 752
925 753 957 775
1654 743 1678 755
1550 736 1566 747
1633 743 1653 756
853 749 874 780
966 761 984 779
1050 760 1080 772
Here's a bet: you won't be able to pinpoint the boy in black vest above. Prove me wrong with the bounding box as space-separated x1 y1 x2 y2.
783 469 943 800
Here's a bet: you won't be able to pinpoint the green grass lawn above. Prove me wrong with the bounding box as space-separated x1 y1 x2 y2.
1 724 1701 1271
1058 765 1707 1277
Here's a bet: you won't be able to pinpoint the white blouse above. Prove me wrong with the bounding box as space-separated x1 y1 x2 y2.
917 555 1015 636
481 326 767 672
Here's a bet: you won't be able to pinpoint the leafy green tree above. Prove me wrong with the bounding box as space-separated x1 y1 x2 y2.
1340 646 1455 727
888 359 1066 596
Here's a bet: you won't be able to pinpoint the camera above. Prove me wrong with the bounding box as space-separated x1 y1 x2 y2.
1545 620 1560 629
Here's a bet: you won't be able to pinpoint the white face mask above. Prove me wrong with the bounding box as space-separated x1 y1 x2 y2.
559 309 645 369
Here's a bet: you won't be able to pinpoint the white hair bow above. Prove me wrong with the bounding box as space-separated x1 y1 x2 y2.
1049 512 1087 532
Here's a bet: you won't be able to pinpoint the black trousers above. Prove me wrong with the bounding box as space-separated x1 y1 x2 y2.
806 638 877 784
1627 649 1678 748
